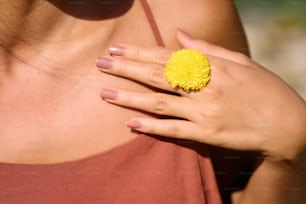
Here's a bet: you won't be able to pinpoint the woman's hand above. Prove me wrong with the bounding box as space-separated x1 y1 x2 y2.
97 30 306 162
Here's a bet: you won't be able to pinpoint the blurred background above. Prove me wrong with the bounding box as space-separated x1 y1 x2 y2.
234 0 306 99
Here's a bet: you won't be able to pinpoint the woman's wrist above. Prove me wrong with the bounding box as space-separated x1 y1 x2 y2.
290 150 306 175
238 156 306 204
263 144 306 174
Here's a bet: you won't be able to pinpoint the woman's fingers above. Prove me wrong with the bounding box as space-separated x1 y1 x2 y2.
100 88 193 119
97 56 179 93
108 44 173 65
126 118 204 141
177 30 254 66
127 117 263 152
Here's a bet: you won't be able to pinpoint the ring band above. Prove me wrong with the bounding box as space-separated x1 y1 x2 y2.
165 49 211 92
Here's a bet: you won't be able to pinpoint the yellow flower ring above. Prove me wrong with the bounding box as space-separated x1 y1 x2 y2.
165 49 211 92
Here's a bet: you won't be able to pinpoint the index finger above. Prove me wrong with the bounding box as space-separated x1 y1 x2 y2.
108 44 173 65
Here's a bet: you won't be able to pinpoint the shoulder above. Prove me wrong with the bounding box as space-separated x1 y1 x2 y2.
150 0 249 54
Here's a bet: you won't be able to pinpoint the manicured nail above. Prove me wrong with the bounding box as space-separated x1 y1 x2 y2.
100 89 118 100
126 120 142 129
177 29 193 40
96 57 113 69
108 45 126 56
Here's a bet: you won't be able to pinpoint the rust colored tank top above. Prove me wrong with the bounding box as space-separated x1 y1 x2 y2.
0 1 222 203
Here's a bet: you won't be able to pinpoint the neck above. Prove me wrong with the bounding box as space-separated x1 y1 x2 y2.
0 0 134 66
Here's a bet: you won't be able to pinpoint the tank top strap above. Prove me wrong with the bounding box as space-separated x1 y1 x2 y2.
140 0 165 47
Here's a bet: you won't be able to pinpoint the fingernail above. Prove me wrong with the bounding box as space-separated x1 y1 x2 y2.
126 120 142 129
100 88 118 100
109 45 126 56
96 57 113 69
177 29 193 40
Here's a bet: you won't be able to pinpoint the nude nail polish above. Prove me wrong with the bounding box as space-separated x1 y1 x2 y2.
100 89 118 100
96 57 113 69
126 120 142 129
108 45 126 56
177 29 193 40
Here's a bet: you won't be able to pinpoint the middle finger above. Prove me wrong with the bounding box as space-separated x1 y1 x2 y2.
97 56 182 94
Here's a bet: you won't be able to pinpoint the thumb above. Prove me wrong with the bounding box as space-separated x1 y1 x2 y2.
176 29 211 53
176 29 248 64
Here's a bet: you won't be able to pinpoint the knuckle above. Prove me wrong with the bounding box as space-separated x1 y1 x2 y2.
149 67 164 85
152 93 168 114
213 62 231 78
169 125 181 138
116 60 128 75
205 124 223 136
201 107 216 118
147 122 157 135
155 50 171 64
204 86 225 101
129 47 140 60
198 103 222 123
234 52 250 65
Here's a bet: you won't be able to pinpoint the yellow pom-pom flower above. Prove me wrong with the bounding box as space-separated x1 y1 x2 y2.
165 49 211 92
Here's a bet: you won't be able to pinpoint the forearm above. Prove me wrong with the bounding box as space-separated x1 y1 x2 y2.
234 157 306 204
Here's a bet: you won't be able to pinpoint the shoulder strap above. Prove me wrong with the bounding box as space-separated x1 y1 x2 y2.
140 0 165 47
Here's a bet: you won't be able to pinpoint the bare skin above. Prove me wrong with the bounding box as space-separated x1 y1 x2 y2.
0 1 249 202
0 0 247 163
98 31 306 204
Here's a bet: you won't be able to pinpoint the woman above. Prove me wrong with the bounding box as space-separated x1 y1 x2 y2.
98 30 306 203
0 0 254 203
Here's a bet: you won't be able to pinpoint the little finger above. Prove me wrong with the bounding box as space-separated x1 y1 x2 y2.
126 118 203 141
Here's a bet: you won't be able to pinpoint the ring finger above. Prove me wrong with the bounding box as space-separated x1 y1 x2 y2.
100 88 193 119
